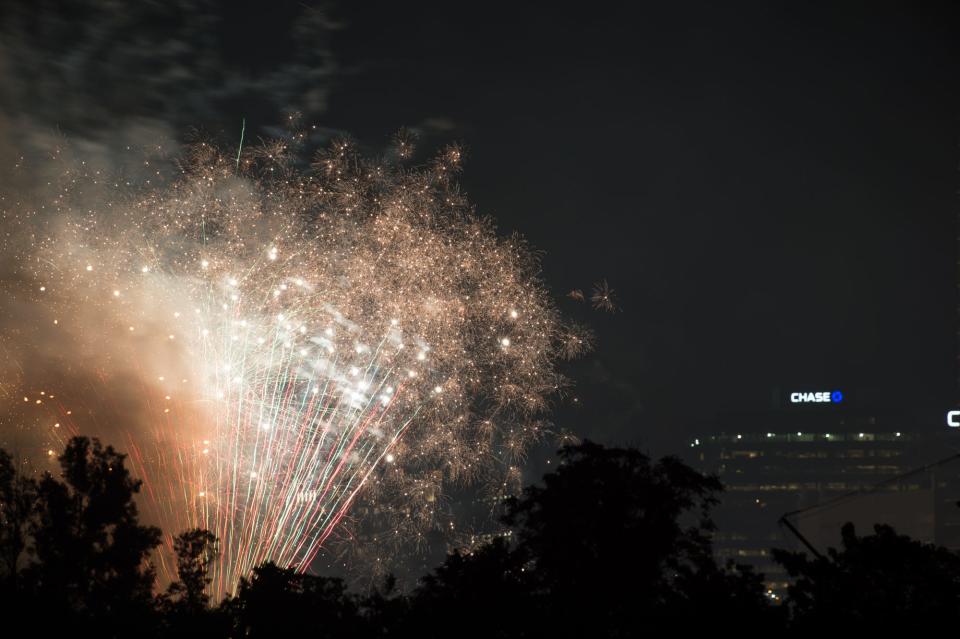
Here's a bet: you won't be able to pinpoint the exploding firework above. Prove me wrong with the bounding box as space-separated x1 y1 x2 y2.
0 134 585 598
591 279 618 313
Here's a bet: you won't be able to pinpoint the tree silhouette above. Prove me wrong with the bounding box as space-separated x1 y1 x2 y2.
774 522 960 631
407 440 777 636
519 442 775 633
408 538 532 638
0 449 35 595
29 436 960 634
360 574 409 639
227 562 365 638
504 443 724 609
166 528 218 612
26 436 162 634
160 528 228 637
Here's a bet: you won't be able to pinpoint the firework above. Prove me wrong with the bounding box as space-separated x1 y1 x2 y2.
591 279 618 312
0 135 583 598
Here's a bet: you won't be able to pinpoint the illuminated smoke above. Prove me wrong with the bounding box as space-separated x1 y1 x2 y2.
0 135 586 598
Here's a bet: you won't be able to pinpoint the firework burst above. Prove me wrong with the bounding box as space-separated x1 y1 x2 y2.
0 133 584 598
591 279 618 312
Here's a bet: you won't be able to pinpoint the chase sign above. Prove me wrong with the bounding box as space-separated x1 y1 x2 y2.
790 390 844 404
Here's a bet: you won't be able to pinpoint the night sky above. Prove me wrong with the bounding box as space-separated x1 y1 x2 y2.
5 0 960 459
309 2 960 457
1 0 960 598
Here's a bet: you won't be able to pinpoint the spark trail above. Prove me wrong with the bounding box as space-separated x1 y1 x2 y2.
0 134 588 598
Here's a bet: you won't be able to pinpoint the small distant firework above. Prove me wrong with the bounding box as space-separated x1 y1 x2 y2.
590 279 618 312
392 127 417 160
560 323 595 359
0 133 583 598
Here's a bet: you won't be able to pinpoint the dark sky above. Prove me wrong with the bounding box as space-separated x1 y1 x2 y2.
4 0 959 458
308 1 960 455
0 0 957 584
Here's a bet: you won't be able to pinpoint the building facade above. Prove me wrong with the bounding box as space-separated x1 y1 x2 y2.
686 415 960 594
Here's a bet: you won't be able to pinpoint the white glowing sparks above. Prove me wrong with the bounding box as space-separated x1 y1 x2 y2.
2 134 583 600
